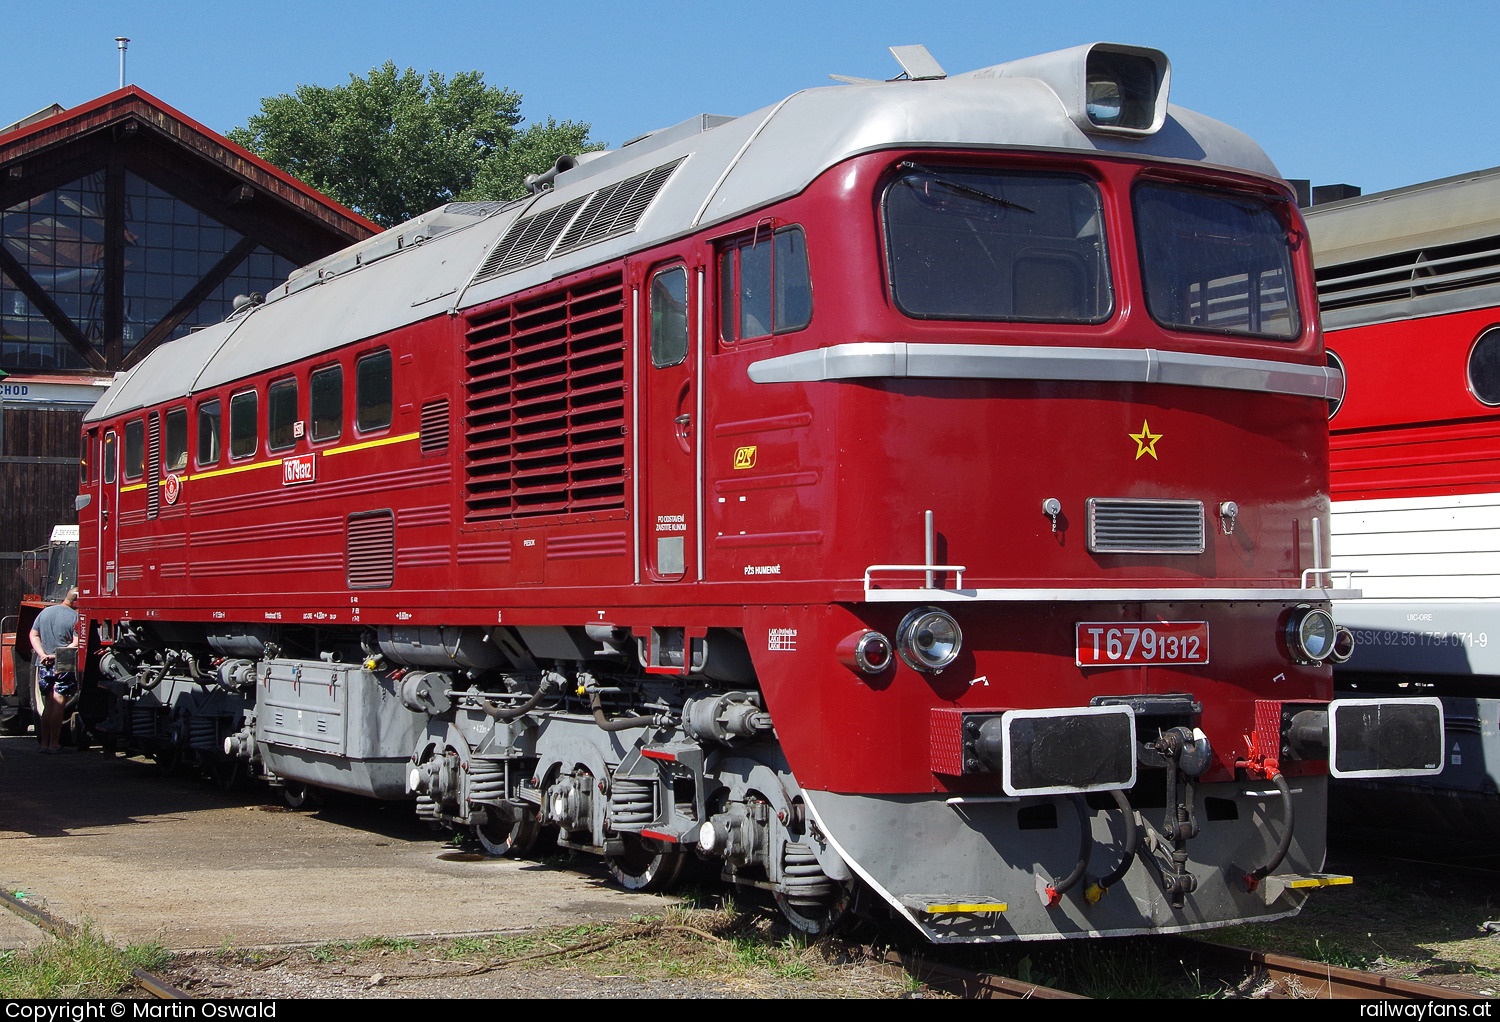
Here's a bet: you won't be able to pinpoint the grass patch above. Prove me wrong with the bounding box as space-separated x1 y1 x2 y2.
0 923 168 998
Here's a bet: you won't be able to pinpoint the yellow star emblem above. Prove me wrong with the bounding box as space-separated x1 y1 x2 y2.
1129 419 1162 460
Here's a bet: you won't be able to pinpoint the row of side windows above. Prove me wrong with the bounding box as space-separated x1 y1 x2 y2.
109 349 392 482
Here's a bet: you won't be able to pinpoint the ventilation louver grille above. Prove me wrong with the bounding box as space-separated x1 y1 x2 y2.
146 412 161 520
1088 498 1205 554
346 510 395 588
462 273 627 522
471 158 683 284
420 399 450 454
1316 234 1500 313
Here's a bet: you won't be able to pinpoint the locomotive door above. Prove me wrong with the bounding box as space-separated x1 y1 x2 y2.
99 430 119 594
640 263 699 582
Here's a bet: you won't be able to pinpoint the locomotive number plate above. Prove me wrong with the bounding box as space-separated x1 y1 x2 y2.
1075 621 1209 667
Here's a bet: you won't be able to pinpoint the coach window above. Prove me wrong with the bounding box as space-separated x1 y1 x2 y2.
718 226 811 344
230 389 259 460
310 364 343 442
124 419 144 480
102 432 117 485
356 350 392 433
1468 327 1500 405
268 377 299 451
163 407 188 472
197 400 221 467
651 266 689 367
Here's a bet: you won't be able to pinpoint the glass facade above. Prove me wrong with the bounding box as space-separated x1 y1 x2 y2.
1 170 296 371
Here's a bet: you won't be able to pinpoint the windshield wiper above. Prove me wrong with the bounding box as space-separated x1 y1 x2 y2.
899 161 1035 214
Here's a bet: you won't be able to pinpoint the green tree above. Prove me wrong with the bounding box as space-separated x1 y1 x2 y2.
228 63 597 228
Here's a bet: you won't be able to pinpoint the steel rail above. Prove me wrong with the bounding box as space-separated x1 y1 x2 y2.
0 886 188 999
1169 938 1484 1000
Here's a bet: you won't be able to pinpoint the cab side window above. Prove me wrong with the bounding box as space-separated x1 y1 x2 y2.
718 225 811 345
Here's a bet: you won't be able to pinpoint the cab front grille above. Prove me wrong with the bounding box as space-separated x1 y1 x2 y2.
1088 498 1205 554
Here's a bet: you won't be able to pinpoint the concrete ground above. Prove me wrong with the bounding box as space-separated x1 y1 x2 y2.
0 735 671 951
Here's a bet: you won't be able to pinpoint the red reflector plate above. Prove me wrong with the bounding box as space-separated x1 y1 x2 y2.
1076 621 1209 667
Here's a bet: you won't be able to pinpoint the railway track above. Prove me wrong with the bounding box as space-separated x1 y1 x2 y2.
0 881 1486 1000
870 937 1486 1000
0 888 187 999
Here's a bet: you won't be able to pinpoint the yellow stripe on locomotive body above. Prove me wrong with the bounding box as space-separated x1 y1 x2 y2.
71 42 1440 947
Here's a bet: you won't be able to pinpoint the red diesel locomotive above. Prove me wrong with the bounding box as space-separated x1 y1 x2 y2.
74 43 1441 943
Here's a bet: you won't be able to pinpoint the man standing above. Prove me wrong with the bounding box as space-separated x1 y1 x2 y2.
29 587 80 754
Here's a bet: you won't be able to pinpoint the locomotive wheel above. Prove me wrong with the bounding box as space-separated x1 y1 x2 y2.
606 836 688 892
151 746 184 774
282 782 324 810
474 807 542 858
774 880 854 936
210 757 247 791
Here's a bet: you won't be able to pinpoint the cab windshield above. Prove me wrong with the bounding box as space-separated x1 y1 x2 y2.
1134 183 1300 340
882 164 1112 323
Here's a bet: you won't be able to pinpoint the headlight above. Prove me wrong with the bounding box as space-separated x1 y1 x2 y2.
1285 607 1337 664
897 607 963 672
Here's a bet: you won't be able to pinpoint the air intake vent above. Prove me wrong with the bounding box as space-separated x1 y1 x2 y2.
346 510 395 589
462 273 627 522
471 158 683 284
146 411 161 520
420 398 450 454
1087 498 1205 554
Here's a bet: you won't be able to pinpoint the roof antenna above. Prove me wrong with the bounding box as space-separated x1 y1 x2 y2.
115 37 130 89
831 44 947 86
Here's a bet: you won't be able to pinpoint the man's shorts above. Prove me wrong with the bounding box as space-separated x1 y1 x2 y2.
37 664 77 699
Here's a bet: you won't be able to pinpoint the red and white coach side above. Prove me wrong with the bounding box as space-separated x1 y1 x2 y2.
1309 168 1500 841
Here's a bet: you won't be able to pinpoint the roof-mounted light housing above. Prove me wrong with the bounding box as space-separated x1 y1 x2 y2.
964 42 1171 138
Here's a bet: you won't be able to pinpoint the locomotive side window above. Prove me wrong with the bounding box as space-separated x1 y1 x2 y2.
268 377 299 451
124 419 144 480
310 364 343 442
163 407 188 472
883 165 1111 322
103 432 116 484
650 266 689 368
356 350 392 433
230 389 258 460
197 400 221 467
718 226 812 343
1134 183 1300 340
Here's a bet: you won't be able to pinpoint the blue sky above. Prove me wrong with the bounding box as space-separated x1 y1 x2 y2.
7 0 1493 198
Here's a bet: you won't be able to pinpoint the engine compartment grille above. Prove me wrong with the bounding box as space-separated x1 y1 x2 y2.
1087 498 1205 554
462 273 626 522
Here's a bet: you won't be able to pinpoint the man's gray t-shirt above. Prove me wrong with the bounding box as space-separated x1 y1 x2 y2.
33 603 78 655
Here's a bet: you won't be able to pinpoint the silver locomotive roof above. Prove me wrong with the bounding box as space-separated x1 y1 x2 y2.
88 42 1283 423
1306 165 1500 330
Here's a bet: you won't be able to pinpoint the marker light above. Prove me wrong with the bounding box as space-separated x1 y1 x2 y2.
896 607 963 672
837 630 895 674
